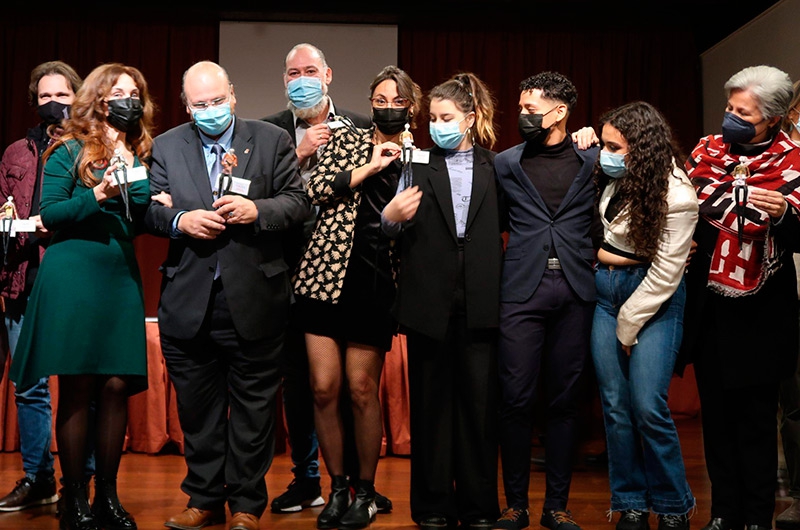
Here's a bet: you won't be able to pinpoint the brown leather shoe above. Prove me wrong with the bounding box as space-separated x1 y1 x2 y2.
229 512 259 530
164 507 226 529
778 499 800 530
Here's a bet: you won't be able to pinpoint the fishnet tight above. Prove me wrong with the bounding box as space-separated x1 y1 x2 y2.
306 333 385 481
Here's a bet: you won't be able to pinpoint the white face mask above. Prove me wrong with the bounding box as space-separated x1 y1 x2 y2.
794 114 800 136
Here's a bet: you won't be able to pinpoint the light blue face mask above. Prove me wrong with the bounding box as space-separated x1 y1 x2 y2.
600 150 627 178
429 118 466 150
287 76 324 109
192 103 233 136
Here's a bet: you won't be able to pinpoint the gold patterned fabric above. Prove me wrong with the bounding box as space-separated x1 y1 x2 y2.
292 120 387 303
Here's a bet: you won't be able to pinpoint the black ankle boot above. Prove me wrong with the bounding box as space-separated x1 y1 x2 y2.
91 477 137 530
59 480 99 530
339 480 377 529
317 475 351 529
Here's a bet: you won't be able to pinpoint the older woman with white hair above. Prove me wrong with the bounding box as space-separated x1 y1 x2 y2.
682 65 800 530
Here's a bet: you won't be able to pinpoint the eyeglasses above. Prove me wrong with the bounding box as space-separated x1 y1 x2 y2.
188 93 230 111
370 96 409 109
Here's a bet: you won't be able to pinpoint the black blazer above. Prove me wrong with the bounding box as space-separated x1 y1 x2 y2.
495 140 600 303
392 145 502 342
144 117 310 341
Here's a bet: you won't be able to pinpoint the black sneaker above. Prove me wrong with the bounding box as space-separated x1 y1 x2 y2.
338 484 377 529
541 509 581 530
617 510 650 530
0 476 59 512
271 477 325 513
375 491 393 514
492 507 530 530
658 514 689 530
317 476 351 529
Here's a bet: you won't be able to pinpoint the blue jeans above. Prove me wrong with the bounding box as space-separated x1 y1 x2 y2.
5 297 54 481
590 265 694 515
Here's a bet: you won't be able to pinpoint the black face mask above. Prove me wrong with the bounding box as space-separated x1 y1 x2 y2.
37 101 71 126
518 105 559 144
372 107 409 135
107 97 143 133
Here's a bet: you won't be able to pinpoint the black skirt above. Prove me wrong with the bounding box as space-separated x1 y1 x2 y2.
294 254 397 352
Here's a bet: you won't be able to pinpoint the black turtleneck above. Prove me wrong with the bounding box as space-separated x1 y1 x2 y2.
520 134 582 215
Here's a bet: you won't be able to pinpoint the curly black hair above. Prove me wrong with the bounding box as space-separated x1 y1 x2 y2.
594 101 685 260
519 71 577 112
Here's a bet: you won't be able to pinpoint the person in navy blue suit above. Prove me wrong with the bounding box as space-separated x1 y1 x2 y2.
492 71 600 530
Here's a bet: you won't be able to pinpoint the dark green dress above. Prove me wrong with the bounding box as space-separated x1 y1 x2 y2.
9 140 148 394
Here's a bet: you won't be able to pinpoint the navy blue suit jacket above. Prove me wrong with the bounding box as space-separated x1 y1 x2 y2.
495 140 599 303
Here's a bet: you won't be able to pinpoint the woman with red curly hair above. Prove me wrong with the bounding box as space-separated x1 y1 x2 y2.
9 62 156 530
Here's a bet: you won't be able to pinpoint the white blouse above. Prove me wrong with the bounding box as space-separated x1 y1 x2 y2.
598 162 699 345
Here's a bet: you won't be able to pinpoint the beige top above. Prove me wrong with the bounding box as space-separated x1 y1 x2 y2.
598 162 699 345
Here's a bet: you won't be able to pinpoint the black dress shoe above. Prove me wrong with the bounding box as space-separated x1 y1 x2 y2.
375 491 393 514
420 515 450 529
466 517 496 529
701 518 735 530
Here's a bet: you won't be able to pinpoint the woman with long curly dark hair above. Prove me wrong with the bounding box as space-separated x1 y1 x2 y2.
590 101 698 530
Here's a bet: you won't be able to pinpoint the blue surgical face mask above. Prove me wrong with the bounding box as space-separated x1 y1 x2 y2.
287 76 324 109
192 103 233 136
429 118 467 150
600 150 627 179
794 113 800 136
721 111 758 144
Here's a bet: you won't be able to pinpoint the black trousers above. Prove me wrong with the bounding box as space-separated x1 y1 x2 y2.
778 305 800 498
160 279 283 517
406 249 500 525
695 356 779 528
497 269 594 511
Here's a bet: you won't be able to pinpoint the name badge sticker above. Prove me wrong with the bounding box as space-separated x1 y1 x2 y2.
327 120 346 129
215 175 251 196
125 166 148 183
412 150 430 164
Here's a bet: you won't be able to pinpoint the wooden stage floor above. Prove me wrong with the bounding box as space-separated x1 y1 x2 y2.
0 415 793 529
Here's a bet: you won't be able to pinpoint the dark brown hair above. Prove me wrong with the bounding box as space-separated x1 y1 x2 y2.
595 101 683 260
369 65 422 129
28 61 83 107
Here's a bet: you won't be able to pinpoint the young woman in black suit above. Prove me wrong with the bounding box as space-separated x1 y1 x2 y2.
382 72 502 530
